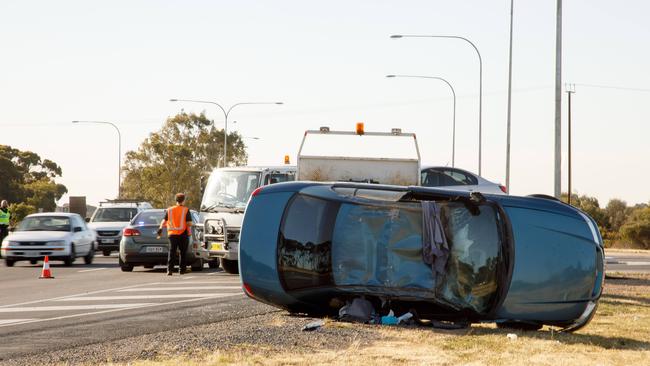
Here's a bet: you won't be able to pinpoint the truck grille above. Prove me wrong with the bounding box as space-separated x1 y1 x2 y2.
97 230 120 237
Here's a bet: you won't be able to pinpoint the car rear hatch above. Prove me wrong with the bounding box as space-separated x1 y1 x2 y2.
131 225 169 245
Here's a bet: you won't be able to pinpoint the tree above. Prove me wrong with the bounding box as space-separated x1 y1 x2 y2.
620 205 650 249
0 145 67 221
604 198 629 232
562 192 606 228
120 112 246 209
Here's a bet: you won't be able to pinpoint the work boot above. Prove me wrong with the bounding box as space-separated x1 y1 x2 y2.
167 270 173 276
179 268 186 275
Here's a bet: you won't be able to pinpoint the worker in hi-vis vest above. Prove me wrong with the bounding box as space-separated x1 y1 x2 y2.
0 200 10 244
158 193 192 275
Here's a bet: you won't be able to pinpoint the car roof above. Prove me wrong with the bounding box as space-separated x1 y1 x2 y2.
27 212 79 218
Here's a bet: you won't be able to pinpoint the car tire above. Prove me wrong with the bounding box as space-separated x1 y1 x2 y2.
84 246 94 265
221 259 239 274
119 257 134 272
102 250 111 256
30 259 38 265
5 259 15 267
496 321 543 331
64 245 75 267
191 258 204 272
143 265 155 269
208 259 220 269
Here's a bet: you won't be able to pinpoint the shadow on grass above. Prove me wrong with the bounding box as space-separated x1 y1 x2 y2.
600 293 650 306
605 275 650 287
467 326 650 350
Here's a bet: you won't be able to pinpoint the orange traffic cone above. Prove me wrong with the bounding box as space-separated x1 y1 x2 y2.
39 255 54 279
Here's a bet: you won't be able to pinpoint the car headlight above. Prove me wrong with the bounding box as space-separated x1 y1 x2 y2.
7 241 19 246
215 225 223 235
47 240 66 246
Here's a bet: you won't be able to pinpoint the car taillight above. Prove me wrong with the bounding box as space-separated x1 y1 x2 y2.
499 185 508 194
251 186 263 197
243 282 256 299
123 228 141 236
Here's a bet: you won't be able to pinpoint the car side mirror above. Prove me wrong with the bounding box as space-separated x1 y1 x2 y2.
74 227 83 232
85 217 90 223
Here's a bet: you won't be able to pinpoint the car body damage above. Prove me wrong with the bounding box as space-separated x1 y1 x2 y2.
239 182 604 331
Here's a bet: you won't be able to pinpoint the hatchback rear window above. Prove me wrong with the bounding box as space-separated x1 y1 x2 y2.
132 211 165 226
278 194 340 291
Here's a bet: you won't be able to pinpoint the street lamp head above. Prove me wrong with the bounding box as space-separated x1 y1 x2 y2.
169 99 178 102
386 75 396 78
275 102 284 105
390 35 403 39
71 120 79 123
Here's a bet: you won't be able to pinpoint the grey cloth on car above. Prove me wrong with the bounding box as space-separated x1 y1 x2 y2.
421 201 449 280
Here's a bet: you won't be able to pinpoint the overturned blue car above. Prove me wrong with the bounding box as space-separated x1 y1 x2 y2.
239 182 604 332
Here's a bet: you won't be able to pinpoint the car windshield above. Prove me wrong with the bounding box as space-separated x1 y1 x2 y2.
17 216 71 232
132 210 164 226
201 171 261 210
92 207 138 222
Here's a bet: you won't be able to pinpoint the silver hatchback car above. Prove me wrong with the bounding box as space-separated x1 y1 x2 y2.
420 166 507 194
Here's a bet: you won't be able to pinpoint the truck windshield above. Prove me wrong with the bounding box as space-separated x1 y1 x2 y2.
92 208 138 222
201 171 261 210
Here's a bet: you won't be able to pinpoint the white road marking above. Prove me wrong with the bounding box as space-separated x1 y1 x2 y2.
119 286 241 292
0 304 154 313
0 319 34 325
181 276 196 279
56 294 228 301
0 281 164 309
77 268 108 273
623 262 650 266
0 293 243 328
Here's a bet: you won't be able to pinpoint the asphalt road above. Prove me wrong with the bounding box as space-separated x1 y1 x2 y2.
0 250 647 362
0 254 272 362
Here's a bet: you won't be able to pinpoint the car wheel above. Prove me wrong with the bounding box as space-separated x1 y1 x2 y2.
208 259 220 269
143 265 155 269
221 259 239 274
64 245 75 267
191 258 204 272
102 250 111 256
30 259 38 265
84 246 94 265
496 321 543 331
5 259 15 267
119 257 134 272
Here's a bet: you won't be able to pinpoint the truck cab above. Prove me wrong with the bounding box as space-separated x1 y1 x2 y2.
200 166 296 273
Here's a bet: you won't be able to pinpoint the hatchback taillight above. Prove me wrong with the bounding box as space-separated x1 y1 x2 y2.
123 228 141 236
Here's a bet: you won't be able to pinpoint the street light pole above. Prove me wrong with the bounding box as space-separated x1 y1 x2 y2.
386 74 457 167
391 34 483 175
72 120 122 198
170 99 283 167
554 0 563 198
565 84 575 205
506 0 515 194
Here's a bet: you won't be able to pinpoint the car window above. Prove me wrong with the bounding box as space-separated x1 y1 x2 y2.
132 211 165 226
278 194 340 290
264 172 296 185
421 168 477 187
92 207 139 222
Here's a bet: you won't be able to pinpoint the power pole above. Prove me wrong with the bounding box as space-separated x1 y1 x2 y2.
554 0 563 198
566 84 575 204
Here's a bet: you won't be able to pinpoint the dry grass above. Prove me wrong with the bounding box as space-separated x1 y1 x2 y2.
112 274 650 366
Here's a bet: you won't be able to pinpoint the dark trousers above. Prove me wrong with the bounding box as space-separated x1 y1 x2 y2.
167 234 189 272
0 225 8 244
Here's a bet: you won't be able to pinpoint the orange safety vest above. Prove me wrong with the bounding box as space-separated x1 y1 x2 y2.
165 205 190 236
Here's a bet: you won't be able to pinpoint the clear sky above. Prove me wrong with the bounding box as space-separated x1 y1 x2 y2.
1 0 649 207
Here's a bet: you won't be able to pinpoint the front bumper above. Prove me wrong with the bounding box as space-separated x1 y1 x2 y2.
206 241 239 260
96 236 121 251
2 246 70 259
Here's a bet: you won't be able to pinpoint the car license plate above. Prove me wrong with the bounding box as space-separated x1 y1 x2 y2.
210 242 223 251
101 239 114 244
146 246 165 253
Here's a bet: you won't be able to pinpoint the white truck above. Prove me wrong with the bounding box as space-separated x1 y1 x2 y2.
199 166 296 273
297 125 421 185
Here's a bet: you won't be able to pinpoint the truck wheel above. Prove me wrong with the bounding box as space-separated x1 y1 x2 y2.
102 250 111 256
191 258 204 272
221 259 239 274
84 247 94 264
208 259 220 269
5 259 15 267
119 257 134 272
